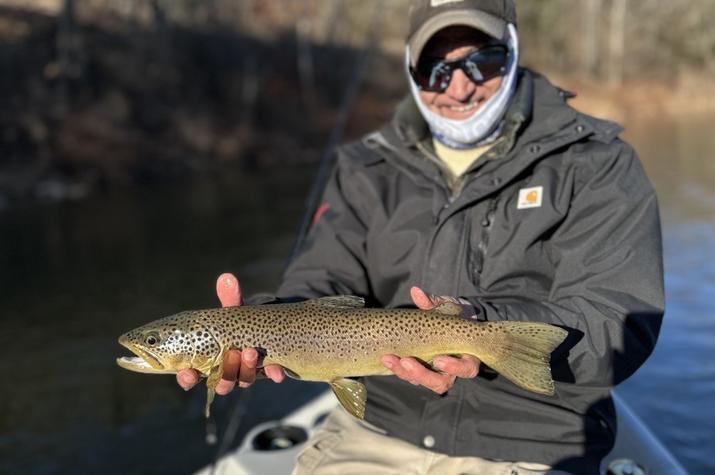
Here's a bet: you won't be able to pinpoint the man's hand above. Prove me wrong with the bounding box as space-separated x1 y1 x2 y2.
380 286 481 395
175 273 285 394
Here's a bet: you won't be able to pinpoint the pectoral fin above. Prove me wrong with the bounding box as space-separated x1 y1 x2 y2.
330 378 367 419
204 359 224 418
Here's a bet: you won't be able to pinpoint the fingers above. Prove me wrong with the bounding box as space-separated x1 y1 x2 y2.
238 347 258 388
381 354 405 378
216 273 242 307
202 348 286 396
410 286 478 319
433 355 480 379
410 286 437 310
181 274 273 396
381 355 456 394
177 369 200 390
381 354 480 394
215 349 242 395
264 364 286 383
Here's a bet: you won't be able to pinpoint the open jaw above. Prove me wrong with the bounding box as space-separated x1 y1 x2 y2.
116 342 176 374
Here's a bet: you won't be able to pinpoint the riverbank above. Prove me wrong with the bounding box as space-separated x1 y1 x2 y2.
1 5 714 209
545 70 715 124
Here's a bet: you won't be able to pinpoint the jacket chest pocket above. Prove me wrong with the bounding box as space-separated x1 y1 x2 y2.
469 184 560 295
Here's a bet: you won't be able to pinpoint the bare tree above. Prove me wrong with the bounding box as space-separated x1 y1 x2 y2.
581 0 602 76
608 0 627 86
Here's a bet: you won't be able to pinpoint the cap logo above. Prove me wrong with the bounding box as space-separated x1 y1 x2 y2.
430 0 465 6
517 186 543 209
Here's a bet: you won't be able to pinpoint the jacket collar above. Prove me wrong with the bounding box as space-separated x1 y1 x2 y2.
363 69 624 205
380 68 622 158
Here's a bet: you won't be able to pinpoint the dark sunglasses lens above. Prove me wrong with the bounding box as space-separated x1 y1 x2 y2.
413 60 451 92
464 47 508 83
413 46 508 92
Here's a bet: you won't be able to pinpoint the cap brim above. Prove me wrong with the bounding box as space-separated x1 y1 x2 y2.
408 10 506 68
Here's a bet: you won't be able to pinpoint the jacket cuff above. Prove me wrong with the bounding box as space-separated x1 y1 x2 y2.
462 297 490 322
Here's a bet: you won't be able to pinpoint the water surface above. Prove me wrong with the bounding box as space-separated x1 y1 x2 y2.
0 167 323 474
617 113 715 474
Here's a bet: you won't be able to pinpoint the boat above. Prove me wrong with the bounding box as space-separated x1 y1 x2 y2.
195 390 689 475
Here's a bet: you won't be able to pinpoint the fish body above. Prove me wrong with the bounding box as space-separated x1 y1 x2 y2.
117 296 567 418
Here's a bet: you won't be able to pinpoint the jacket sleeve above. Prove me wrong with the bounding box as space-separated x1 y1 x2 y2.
276 152 373 300
467 141 664 388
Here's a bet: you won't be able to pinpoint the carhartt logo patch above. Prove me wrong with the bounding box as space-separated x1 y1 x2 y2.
431 0 464 6
517 186 543 209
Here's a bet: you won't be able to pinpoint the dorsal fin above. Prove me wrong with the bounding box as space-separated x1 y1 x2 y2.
330 378 367 419
304 296 365 309
433 301 462 316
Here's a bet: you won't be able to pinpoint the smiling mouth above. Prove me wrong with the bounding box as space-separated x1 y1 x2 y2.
447 101 479 113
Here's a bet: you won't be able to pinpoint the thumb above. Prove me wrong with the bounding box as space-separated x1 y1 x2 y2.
410 286 439 310
216 273 242 307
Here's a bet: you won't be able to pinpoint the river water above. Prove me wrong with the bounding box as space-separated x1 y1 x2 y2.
616 113 715 474
0 114 713 474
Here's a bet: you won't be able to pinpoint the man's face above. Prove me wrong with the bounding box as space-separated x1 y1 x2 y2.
417 26 504 121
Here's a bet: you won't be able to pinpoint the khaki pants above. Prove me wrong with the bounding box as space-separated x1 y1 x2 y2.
292 408 571 475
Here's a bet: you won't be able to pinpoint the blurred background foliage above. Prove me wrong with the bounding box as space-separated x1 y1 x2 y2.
16 0 710 80
1 0 713 205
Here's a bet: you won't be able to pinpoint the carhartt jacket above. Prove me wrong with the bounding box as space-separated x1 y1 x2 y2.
277 69 664 474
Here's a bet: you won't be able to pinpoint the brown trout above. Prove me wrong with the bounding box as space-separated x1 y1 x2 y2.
117 296 567 418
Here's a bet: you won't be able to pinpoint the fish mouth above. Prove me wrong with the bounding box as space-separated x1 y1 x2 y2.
117 336 169 373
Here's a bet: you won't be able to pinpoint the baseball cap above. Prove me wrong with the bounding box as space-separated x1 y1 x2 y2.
407 0 517 68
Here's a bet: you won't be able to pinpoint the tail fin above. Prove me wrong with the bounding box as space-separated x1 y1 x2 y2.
474 322 567 396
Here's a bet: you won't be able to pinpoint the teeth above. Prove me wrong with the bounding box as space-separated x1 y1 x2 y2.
450 102 478 113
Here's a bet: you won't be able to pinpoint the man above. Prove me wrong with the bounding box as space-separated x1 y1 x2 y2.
178 1 664 473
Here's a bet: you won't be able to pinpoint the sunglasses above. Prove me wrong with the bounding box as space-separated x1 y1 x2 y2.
410 44 509 93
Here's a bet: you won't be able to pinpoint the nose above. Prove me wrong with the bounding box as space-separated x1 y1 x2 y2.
445 67 476 101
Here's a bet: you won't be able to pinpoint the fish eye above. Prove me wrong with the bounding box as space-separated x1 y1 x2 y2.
145 333 160 346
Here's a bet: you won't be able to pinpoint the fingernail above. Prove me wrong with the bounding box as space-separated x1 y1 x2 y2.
433 360 445 371
383 360 393 369
400 360 414 370
216 381 234 395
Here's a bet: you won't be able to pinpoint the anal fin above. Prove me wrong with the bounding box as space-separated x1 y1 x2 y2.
330 378 367 419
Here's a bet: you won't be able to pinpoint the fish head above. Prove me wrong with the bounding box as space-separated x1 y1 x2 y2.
117 311 221 374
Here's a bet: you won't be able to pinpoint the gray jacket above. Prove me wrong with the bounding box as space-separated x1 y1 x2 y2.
277 70 664 473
